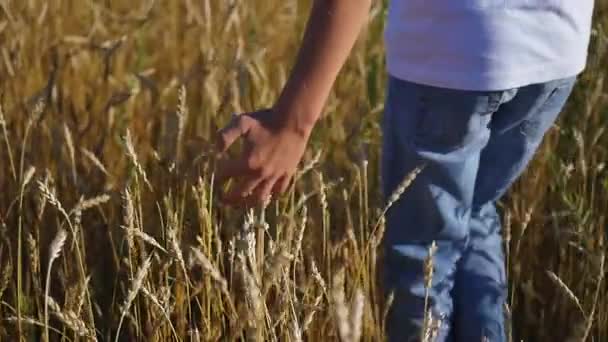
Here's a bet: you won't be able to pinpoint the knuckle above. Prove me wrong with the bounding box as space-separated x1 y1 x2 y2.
245 156 259 170
259 167 273 178
239 115 253 128
219 131 229 143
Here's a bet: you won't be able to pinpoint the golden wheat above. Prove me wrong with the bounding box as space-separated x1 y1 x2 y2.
0 1 606 341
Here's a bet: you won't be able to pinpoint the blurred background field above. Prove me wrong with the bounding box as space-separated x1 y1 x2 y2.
0 1 606 341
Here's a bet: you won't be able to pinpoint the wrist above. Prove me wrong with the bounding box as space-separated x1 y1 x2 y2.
273 99 320 139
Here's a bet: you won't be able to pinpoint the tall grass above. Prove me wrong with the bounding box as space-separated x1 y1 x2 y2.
0 1 606 341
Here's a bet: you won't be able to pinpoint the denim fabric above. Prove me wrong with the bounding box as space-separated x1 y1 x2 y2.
382 76 576 341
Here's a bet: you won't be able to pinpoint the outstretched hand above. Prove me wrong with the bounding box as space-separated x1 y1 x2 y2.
216 109 311 206
214 0 370 206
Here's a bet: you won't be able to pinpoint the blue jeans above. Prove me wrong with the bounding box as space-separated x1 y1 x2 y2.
382 76 576 341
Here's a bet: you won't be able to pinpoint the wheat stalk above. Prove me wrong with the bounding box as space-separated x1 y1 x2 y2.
132 229 167 254
546 271 586 317
36 178 82 248
81 147 110 176
141 286 179 340
123 129 152 190
47 296 92 338
350 289 365 342
37 180 68 218
295 149 322 180
311 260 327 295
317 172 328 214
167 220 187 277
122 189 137 255
0 103 16 180
385 165 424 213
372 213 386 250
303 293 323 332
176 84 188 165
294 204 308 261
582 253 605 341
6 316 69 338
20 99 44 184
262 247 293 295
421 310 442 342
44 228 68 342
26 233 42 299
366 165 425 255
115 256 152 342
22 166 35 190
75 275 91 316
72 194 110 214
515 205 535 256
331 265 350 341
240 252 264 340
291 318 303 342
63 123 77 184
36 171 51 220
422 241 438 342
0 260 12 300
382 290 395 336
190 247 229 294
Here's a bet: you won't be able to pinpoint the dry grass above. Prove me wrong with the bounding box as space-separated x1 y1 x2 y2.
0 1 606 341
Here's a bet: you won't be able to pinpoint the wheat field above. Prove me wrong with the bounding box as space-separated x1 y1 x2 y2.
0 1 606 341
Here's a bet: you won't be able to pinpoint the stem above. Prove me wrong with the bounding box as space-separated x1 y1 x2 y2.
0 105 17 181
16 120 34 341
43 259 53 342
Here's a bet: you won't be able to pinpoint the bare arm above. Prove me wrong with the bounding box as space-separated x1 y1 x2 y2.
275 0 374 135
217 0 372 205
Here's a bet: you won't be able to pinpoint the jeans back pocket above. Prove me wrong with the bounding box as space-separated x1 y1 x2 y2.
412 87 499 154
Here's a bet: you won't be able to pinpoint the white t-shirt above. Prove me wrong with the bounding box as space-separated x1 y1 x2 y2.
385 1 595 90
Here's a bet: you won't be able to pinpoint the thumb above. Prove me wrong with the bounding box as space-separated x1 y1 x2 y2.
216 115 250 152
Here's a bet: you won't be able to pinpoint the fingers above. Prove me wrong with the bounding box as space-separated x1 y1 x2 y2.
247 178 276 206
216 115 251 152
214 109 298 208
257 178 276 201
215 158 252 183
225 177 278 207
215 114 257 185
222 172 292 206
272 175 291 195
223 176 264 204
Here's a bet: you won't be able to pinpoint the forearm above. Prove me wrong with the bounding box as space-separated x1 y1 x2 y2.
275 0 372 136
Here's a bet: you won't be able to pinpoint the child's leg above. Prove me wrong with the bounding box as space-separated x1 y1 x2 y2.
382 77 509 341
453 77 576 342
453 202 506 341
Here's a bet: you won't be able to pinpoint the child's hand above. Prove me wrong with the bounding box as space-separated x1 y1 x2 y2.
216 109 310 206
214 0 371 207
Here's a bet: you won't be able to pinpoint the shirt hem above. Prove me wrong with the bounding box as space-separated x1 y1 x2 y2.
386 59 587 91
